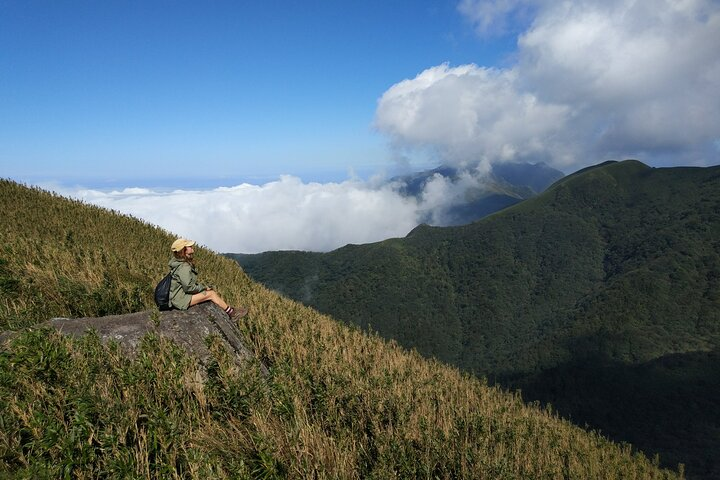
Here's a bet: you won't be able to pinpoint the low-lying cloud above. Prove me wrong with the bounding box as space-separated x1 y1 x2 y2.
62 174 498 253
64 177 415 253
376 0 720 171
59 167 512 253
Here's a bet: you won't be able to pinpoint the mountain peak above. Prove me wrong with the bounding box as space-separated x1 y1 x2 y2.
391 161 565 226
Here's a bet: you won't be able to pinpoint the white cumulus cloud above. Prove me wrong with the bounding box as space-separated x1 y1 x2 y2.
375 63 571 170
376 0 720 171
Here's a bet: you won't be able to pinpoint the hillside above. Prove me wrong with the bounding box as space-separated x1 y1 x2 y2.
229 160 720 478
0 178 681 478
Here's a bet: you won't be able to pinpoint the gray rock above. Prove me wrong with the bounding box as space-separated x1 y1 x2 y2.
9 303 268 376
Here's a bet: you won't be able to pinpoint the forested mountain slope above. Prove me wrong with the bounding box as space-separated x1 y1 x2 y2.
233 160 720 373
230 160 720 478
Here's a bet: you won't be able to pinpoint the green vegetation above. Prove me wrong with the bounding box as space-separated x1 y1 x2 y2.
230 160 720 478
0 178 681 478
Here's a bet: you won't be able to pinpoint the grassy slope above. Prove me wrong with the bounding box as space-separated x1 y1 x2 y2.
230 160 720 478
0 178 680 478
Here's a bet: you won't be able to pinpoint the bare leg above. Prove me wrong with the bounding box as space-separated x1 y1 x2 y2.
189 289 228 310
190 289 248 318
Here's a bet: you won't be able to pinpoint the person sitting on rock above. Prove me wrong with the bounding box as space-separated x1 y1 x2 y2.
168 238 248 318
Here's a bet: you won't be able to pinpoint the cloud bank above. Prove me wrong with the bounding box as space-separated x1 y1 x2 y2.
65 178 415 253
376 0 720 171
65 174 496 253
61 168 514 253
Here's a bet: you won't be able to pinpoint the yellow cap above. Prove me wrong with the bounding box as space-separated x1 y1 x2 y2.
171 238 196 252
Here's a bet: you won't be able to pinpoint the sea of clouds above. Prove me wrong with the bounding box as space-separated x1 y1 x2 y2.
62 173 482 253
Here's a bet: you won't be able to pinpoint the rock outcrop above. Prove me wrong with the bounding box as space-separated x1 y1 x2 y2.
5 303 268 376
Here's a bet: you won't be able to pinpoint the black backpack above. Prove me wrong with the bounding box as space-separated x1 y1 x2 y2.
154 267 177 311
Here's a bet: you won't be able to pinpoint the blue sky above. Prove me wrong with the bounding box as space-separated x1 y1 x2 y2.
2 1 719 253
1 1 518 186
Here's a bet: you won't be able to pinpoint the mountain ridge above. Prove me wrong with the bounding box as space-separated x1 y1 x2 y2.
390 161 564 226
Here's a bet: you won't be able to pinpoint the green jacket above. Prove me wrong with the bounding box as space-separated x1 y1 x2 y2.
168 257 207 310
